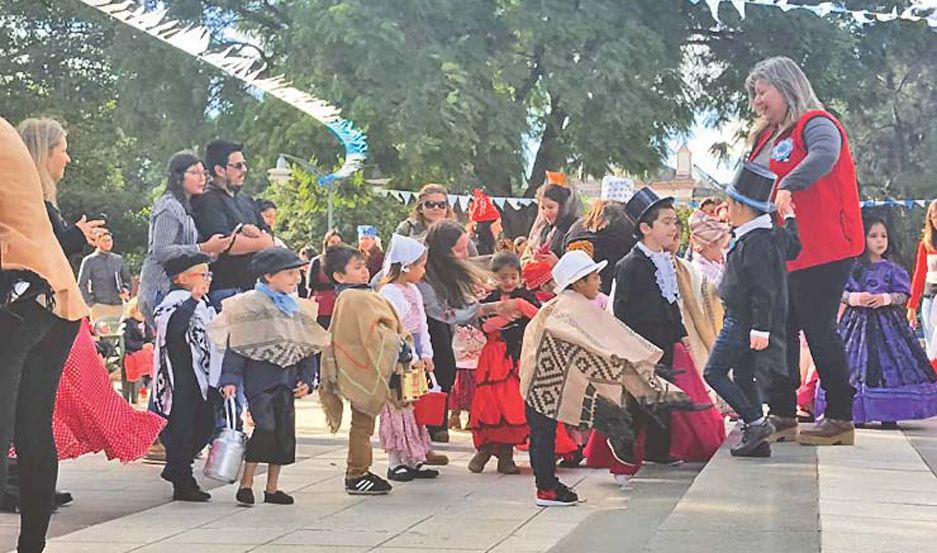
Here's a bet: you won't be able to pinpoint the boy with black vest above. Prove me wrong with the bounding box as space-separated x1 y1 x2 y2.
703 162 801 457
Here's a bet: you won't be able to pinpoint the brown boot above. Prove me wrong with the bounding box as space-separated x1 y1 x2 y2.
449 413 462 430
468 447 492 473
766 416 798 443
424 450 450 466
797 419 855 446
496 445 520 475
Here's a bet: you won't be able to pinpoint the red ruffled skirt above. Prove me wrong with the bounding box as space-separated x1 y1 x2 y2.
470 339 528 448
668 344 725 462
51 321 165 461
449 369 477 411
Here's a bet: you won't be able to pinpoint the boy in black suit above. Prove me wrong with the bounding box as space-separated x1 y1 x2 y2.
613 188 688 466
703 162 801 457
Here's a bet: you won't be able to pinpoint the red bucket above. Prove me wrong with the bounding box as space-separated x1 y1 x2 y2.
413 391 447 426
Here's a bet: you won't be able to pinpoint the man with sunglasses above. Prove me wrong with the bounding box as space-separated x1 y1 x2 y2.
191 139 274 311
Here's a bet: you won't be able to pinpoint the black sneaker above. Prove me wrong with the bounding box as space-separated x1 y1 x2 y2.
387 465 414 482
535 482 579 507
264 490 294 505
407 464 439 479
645 457 684 467
54 491 73 506
345 472 392 495
733 440 771 458
731 421 775 457
236 487 254 506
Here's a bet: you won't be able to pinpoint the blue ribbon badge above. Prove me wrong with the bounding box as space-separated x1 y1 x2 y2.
771 137 794 162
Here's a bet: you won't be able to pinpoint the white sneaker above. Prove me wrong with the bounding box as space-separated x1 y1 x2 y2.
614 474 634 490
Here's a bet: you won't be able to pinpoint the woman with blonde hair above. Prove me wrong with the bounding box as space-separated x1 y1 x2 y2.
17 118 106 256
908 199 937 352
745 56 864 446
395 183 478 255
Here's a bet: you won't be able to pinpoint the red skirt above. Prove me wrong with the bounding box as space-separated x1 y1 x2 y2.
448 368 477 411
669 344 725 462
52 321 165 461
470 339 528 448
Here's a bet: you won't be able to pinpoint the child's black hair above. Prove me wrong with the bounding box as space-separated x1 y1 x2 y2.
635 198 676 238
490 251 521 274
851 214 890 283
323 244 364 285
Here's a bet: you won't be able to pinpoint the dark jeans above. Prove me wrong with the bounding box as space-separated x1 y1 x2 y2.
704 314 762 424
526 403 559 491
207 287 247 431
427 317 456 435
160 358 215 489
0 299 79 553
768 258 857 420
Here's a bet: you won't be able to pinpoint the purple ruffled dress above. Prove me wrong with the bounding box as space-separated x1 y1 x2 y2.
817 260 937 423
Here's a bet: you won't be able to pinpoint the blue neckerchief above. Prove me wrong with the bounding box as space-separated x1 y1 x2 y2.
255 281 300 316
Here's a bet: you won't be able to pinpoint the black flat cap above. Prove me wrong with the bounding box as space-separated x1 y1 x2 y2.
164 252 211 279
252 247 308 277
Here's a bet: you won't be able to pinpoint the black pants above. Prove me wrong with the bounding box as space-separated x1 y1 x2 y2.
0 299 79 553
160 361 215 489
427 317 456 435
526 404 559 491
768 258 857 420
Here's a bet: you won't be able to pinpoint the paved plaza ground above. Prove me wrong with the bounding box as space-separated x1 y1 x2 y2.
3 397 937 553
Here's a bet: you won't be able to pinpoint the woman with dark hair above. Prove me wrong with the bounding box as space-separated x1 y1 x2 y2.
139 150 231 326
306 229 344 329
746 56 864 445
826 215 937 426
524 173 581 265
417 220 514 443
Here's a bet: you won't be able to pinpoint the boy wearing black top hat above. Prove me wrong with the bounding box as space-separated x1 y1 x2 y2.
153 252 218 502
613 187 688 467
703 162 801 457
213 247 329 505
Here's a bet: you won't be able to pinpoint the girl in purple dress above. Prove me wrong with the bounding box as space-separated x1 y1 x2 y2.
822 217 937 426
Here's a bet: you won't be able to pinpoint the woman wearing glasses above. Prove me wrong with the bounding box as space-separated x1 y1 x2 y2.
395 184 478 256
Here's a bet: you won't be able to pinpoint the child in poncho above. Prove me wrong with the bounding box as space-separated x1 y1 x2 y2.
214 247 329 505
318 245 410 495
377 234 442 481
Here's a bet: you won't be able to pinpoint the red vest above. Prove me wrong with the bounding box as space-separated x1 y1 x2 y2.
750 110 864 272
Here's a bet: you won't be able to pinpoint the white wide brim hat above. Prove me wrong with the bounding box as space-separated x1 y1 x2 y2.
552 250 608 293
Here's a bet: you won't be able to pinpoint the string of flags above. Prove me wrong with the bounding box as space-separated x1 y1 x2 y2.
687 0 937 28
375 188 537 211
376 187 932 211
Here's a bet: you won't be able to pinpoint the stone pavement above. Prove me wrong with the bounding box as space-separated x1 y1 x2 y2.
3 397 937 552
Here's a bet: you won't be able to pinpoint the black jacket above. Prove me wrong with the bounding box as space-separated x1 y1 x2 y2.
718 218 802 375
613 246 687 369
190 185 268 291
564 203 635 295
45 201 86 258
122 318 151 354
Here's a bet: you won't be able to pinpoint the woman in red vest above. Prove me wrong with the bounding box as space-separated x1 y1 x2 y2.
745 57 864 446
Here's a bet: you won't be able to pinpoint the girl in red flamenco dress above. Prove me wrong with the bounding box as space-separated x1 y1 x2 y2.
468 253 542 474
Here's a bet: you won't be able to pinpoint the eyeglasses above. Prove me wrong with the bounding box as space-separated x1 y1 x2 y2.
185 169 210 178
422 200 448 210
226 162 248 171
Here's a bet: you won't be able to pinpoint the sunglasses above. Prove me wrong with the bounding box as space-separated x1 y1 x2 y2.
226 162 248 171
422 200 448 210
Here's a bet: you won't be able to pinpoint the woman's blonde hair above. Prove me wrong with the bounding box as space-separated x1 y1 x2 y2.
924 199 937 252
17 117 67 205
411 183 455 224
745 56 823 136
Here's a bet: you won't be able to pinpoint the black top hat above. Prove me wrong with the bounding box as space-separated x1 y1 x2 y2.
252 247 309 277
625 187 675 226
164 252 211 279
726 162 777 213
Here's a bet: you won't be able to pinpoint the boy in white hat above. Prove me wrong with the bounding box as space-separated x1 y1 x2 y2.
519 251 688 506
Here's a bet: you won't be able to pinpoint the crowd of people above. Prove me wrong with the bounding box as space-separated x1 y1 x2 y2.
4 55 937 552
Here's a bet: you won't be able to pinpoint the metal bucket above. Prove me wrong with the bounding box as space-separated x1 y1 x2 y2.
203 396 246 483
